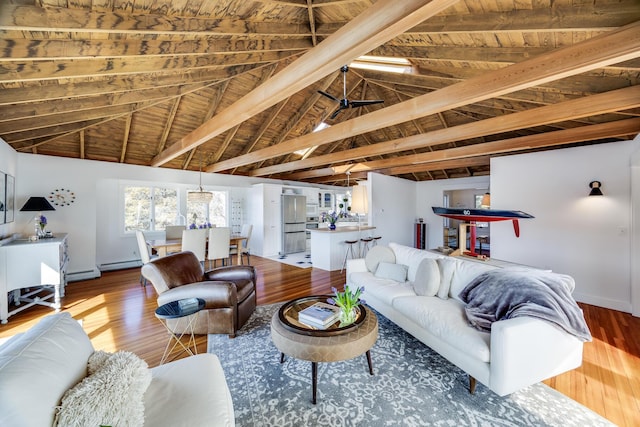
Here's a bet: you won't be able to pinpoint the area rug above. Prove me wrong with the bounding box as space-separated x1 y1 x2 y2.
208 304 613 427
266 252 313 269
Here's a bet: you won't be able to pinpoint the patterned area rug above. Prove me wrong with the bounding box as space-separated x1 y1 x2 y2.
266 252 313 269
208 304 612 427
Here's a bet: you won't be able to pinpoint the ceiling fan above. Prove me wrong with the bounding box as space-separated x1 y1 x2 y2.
318 65 384 119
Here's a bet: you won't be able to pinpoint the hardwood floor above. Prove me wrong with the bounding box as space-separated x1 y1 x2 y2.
1 256 638 426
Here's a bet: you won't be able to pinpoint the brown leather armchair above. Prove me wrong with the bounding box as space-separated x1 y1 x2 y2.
141 251 256 338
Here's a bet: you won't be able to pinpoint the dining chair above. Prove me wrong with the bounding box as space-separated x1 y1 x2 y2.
165 225 186 240
230 224 253 265
181 228 207 264
135 230 157 286
207 227 231 269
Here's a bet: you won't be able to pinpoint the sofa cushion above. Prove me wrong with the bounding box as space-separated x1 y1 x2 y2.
55 350 152 427
389 243 441 283
352 272 416 306
145 354 235 427
375 262 408 282
0 312 94 427
365 245 396 273
449 260 499 302
436 257 457 300
413 258 440 297
392 296 491 363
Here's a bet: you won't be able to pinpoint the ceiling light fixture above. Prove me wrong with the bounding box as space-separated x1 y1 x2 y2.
188 160 213 204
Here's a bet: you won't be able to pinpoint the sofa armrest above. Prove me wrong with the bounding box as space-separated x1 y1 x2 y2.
346 258 367 285
157 281 237 308
205 265 256 284
489 316 583 396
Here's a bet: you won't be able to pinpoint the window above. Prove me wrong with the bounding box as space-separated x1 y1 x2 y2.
123 186 178 232
186 191 228 228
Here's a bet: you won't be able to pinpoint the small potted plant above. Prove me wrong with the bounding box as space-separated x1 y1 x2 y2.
327 285 365 326
322 211 339 230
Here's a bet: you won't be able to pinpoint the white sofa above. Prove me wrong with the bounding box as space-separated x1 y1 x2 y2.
347 242 585 396
0 312 235 426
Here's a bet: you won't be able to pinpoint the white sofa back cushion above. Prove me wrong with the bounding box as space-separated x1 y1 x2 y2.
0 312 94 427
365 245 396 273
449 260 499 302
375 262 408 282
413 258 440 297
389 243 442 283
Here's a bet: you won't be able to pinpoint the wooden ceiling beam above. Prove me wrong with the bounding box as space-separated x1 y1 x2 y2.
1 50 302 84
249 85 640 176
0 64 264 105
151 0 461 167
156 98 181 154
0 81 212 123
306 0 318 47
0 5 311 37
315 3 640 35
120 115 133 163
0 38 311 61
212 22 640 173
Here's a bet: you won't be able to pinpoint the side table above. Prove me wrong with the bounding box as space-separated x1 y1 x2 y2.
155 298 205 364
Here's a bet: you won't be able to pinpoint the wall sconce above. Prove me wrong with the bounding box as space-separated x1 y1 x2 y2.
588 181 603 196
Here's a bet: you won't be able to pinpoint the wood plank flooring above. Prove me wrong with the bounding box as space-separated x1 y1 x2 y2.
1 255 638 426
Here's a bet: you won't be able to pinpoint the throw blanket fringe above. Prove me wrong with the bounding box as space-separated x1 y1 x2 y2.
459 268 592 342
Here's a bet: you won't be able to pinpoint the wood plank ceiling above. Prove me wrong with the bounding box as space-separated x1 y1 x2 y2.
1 0 639 185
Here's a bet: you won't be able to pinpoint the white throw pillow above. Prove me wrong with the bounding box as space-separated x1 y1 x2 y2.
412 258 440 296
55 350 152 427
374 262 408 282
436 257 457 299
365 245 396 273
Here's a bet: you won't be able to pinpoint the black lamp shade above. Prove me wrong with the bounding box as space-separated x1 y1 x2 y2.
20 197 56 211
588 181 603 197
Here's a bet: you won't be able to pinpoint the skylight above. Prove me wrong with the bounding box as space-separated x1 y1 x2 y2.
293 122 330 158
350 55 412 74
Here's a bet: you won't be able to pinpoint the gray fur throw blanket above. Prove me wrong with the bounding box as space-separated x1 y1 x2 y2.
459 268 592 342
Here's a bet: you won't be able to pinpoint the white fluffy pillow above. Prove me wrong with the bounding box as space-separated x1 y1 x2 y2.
412 258 440 296
365 245 396 273
436 257 457 300
55 350 152 427
374 262 408 282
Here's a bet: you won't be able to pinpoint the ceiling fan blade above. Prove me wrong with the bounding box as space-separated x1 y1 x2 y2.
330 107 345 119
349 99 385 108
318 90 339 103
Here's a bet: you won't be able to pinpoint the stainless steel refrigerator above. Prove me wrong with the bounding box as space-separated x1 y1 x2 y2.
281 194 307 254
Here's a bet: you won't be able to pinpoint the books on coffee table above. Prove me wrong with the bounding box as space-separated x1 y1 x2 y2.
298 302 340 328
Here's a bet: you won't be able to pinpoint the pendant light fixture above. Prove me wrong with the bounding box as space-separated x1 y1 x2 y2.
187 159 213 204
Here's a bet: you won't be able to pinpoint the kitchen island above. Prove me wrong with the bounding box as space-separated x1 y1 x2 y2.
310 226 376 271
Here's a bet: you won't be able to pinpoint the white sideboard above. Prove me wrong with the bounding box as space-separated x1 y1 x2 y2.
0 234 69 324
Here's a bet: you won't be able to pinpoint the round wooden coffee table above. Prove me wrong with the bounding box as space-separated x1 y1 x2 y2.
270 295 378 404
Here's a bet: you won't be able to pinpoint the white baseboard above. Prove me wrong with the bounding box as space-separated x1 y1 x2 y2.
98 260 141 272
67 268 101 282
573 292 631 314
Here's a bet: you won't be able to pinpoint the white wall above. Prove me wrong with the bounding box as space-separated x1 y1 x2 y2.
0 138 17 239
16 153 336 280
491 140 637 313
369 172 419 247
416 176 490 250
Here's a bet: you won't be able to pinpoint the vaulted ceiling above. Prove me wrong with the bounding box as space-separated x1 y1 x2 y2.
1 0 639 186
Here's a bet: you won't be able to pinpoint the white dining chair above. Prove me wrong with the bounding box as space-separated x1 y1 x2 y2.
135 230 157 286
207 227 231 269
165 225 186 240
230 224 253 265
181 228 207 264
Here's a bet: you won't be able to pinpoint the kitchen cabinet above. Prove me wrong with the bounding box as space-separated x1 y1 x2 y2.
248 184 282 257
318 191 334 210
0 234 69 324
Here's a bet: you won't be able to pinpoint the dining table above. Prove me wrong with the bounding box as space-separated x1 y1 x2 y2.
147 235 248 264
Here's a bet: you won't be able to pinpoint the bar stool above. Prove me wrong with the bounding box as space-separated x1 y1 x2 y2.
341 239 359 273
360 237 374 257
371 236 382 247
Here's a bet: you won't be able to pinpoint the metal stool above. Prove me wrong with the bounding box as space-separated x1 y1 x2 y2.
371 236 382 247
341 239 359 273
360 237 374 257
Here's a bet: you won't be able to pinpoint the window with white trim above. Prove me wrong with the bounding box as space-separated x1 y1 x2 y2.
123 186 178 232
186 191 228 228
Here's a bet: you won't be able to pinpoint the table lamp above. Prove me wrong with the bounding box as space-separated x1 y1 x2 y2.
20 197 55 238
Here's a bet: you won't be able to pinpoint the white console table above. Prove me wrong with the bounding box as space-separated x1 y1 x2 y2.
0 234 69 324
